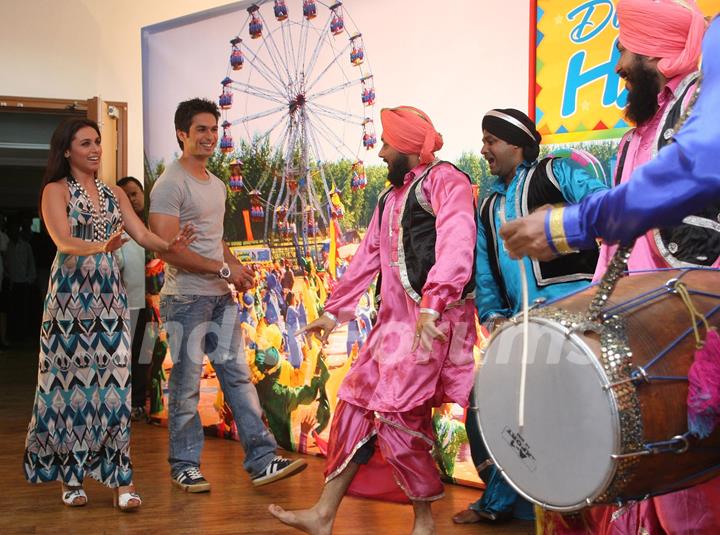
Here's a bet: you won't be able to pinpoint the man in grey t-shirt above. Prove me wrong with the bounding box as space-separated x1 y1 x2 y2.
149 98 306 492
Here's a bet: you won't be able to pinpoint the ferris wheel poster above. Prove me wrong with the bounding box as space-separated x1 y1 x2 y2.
142 0 375 245
141 0 483 494
532 0 719 146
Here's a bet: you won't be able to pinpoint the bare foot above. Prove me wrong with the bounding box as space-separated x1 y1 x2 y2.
410 522 437 535
268 504 332 535
452 508 481 524
411 512 437 535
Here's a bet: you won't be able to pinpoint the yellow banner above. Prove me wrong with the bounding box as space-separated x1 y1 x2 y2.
698 0 719 15
534 0 719 145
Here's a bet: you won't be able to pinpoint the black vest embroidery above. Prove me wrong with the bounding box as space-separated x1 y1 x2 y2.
614 72 720 267
375 161 475 307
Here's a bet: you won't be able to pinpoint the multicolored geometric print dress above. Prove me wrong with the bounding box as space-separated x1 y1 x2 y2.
24 177 132 488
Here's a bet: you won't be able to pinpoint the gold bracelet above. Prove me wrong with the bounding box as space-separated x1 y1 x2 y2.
549 207 575 255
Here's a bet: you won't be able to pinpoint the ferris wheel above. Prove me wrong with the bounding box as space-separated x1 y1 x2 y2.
218 0 375 241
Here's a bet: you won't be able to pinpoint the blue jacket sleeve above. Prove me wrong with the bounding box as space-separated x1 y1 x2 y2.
474 206 512 323
563 140 720 248
551 158 609 204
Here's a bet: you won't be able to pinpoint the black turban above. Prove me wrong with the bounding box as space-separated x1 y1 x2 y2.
482 108 542 160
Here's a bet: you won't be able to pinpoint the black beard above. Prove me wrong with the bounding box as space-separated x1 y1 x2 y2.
387 154 412 187
624 59 661 126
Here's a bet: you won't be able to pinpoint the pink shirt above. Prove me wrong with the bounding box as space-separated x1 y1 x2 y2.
594 71 719 277
324 162 477 413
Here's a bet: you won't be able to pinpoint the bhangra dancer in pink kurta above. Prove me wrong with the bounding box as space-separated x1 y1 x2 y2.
269 106 477 535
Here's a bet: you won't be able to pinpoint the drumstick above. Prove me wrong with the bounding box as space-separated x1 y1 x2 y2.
518 258 530 433
499 200 530 433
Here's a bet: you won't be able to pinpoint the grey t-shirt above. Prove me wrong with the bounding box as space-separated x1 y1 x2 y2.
150 159 230 296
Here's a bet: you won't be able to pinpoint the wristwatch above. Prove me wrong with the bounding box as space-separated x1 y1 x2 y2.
218 262 231 280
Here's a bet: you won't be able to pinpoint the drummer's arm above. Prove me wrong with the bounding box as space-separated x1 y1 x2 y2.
475 212 512 323
561 140 720 249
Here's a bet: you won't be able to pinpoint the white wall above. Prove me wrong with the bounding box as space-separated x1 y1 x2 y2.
1 0 530 177
1 0 235 179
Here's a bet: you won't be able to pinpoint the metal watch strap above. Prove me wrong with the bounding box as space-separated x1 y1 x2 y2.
219 262 231 279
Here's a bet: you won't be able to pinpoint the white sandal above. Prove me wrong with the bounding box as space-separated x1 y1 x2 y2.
113 486 142 511
61 486 87 507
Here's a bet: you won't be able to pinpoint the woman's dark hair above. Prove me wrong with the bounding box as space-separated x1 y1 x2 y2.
38 118 101 217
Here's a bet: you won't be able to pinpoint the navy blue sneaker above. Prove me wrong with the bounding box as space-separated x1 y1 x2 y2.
172 466 211 493
251 456 307 487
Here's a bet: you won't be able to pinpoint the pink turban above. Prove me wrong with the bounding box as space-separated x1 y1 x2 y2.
618 0 706 79
380 106 443 165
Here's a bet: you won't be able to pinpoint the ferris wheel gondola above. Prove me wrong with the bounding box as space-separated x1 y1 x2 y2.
230 37 245 69
274 0 288 21
229 159 244 191
303 0 318 20
248 5 264 39
329 3 344 35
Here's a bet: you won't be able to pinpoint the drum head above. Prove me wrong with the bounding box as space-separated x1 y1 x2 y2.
475 318 619 511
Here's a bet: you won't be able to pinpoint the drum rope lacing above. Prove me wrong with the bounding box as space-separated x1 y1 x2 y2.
600 273 720 388
639 304 720 374
676 282 712 347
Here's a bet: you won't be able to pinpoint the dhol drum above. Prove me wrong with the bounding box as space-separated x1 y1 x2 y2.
474 269 720 512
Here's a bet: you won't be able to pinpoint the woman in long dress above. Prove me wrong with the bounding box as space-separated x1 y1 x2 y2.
23 118 193 511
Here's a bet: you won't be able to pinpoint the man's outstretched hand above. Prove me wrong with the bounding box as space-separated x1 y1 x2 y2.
297 313 337 345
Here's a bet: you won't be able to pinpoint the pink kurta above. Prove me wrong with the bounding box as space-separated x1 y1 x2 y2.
595 71 720 279
324 161 477 413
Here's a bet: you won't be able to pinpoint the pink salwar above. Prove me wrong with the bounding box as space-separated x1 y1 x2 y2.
324 400 443 502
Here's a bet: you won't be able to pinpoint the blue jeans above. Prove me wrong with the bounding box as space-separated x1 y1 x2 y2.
160 293 277 477
466 389 534 521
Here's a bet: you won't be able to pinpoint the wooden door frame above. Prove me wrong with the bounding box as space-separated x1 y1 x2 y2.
0 95 128 183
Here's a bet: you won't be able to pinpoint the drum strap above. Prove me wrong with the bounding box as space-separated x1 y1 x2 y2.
587 245 634 320
675 282 711 347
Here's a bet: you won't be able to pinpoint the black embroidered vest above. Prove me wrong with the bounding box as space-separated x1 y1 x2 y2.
375 161 475 307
